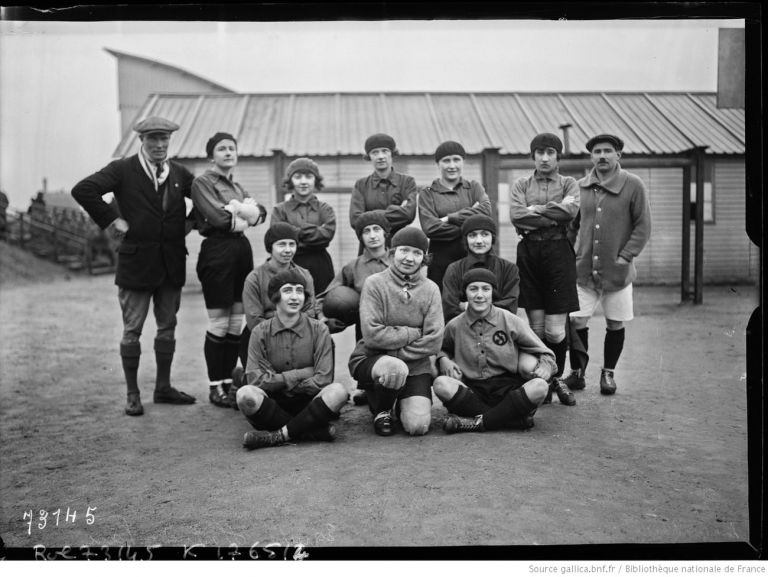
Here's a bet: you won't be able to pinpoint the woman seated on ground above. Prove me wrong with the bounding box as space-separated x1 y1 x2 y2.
347 227 444 437
236 270 348 450
434 269 556 434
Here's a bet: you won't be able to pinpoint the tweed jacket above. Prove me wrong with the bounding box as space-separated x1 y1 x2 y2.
71 154 194 290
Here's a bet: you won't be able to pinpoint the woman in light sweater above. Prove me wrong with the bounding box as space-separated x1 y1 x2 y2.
347 227 444 436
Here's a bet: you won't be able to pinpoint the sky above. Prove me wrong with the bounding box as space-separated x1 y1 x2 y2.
0 17 746 209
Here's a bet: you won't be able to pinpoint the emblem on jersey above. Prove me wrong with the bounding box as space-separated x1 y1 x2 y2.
492 331 508 345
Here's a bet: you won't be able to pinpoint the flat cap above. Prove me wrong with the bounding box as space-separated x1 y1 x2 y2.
134 116 180 135
586 134 624 152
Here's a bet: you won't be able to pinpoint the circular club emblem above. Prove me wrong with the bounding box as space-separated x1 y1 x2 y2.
492 330 509 346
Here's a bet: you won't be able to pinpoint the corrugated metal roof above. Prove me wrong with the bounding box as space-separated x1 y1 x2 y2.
114 92 745 159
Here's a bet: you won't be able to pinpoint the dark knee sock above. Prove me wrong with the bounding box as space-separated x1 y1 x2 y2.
204 332 227 381
482 387 537 431
444 386 486 418
154 338 175 390
286 397 337 440
224 333 241 376
371 383 399 415
244 395 290 431
120 342 141 394
238 326 251 370
603 328 625 370
545 338 568 378
569 326 589 371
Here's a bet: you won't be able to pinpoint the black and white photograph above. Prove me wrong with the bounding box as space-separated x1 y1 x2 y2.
0 3 762 566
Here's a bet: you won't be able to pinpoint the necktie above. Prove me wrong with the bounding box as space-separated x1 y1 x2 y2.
155 163 163 180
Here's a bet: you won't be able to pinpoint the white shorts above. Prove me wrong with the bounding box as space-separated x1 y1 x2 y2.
570 283 634 322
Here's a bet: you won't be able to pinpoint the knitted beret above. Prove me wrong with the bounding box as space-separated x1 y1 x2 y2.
461 214 497 237
364 133 397 156
530 133 563 156
267 269 307 303
354 211 392 240
285 157 321 180
434 140 466 163
391 227 429 253
586 134 624 152
461 268 498 292
205 132 237 158
263 223 299 253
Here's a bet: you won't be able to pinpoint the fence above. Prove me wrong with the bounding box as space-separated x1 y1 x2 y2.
2 207 116 275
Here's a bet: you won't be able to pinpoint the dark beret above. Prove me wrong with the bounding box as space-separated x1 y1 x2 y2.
434 141 466 163
205 132 237 158
530 133 563 155
461 214 497 237
354 211 391 240
364 133 397 156
391 227 429 253
461 268 498 292
264 223 299 253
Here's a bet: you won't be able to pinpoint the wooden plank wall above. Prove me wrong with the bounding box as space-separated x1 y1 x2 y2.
179 157 754 290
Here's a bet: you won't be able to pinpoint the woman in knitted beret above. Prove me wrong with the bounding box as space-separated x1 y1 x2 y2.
234 222 319 399
434 269 555 434
318 211 393 407
348 227 444 437
349 133 417 254
441 213 520 324
191 132 267 408
417 141 492 292
237 269 349 450
270 157 337 294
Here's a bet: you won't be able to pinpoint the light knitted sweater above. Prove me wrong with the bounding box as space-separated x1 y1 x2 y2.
348 265 444 377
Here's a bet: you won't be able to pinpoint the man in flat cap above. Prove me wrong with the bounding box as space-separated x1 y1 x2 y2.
564 134 651 395
509 133 579 406
72 116 197 416
349 133 417 254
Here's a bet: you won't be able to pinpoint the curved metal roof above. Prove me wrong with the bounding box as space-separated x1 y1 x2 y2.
114 91 745 159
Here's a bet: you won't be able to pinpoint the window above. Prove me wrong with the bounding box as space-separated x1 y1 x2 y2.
690 162 715 224
690 181 714 223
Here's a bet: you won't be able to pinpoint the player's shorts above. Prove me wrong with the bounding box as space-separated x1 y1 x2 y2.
294 247 335 295
570 283 634 322
462 372 526 412
352 355 433 401
516 238 579 314
197 234 253 309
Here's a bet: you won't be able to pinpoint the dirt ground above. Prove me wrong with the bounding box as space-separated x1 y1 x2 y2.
0 249 756 554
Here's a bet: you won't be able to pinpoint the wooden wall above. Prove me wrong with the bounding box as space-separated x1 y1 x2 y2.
179 156 754 289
